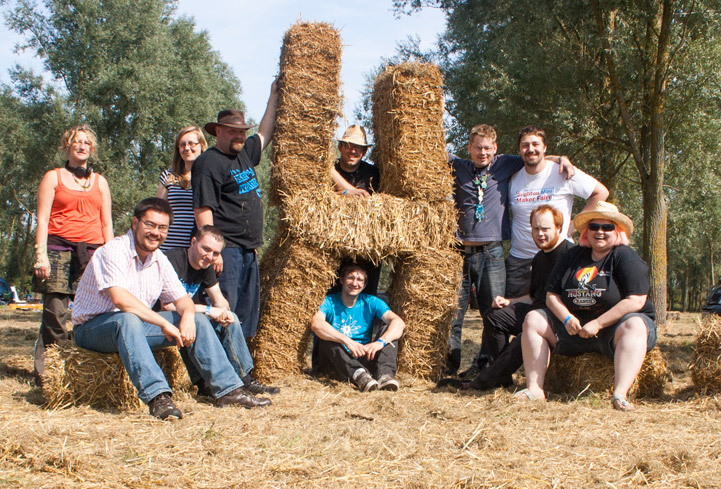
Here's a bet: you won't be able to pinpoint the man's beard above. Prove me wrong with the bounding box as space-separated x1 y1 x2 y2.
229 140 245 154
537 232 560 251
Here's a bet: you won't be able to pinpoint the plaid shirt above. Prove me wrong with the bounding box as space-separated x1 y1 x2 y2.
72 230 186 325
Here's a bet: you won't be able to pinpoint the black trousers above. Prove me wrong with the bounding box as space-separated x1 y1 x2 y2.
318 338 398 381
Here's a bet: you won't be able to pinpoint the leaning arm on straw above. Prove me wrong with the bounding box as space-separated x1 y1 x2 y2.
256 77 281 150
330 167 370 197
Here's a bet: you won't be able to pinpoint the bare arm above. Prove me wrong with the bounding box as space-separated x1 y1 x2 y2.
491 294 531 309
361 310 406 360
205 283 230 311
546 155 575 180
195 207 214 227
156 182 168 199
256 78 280 151
546 291 582 336
107 286 184 345
568 182 610 235
331 167 370 197
98 175 114 243
310 310 365 358
34 171 58 279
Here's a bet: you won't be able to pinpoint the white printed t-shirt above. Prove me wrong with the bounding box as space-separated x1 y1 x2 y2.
509 161 599 259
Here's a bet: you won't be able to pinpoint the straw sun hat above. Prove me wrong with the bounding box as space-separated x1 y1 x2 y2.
338 124 372 147
573 201 634 236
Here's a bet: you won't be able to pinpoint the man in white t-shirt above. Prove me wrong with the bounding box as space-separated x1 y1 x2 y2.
506 126 608 297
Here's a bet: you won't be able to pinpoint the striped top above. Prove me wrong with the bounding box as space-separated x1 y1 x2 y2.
159 168 195 250
71 230 187 325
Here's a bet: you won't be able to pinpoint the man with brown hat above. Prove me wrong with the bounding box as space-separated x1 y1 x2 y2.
192 79 279 339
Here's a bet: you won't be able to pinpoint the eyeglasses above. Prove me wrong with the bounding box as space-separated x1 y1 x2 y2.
179 141 200 149
588 222 616 232
140 219 169 232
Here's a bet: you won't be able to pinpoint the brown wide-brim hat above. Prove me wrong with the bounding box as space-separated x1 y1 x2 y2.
573 201 634 236
204 109 256 136
338 124 372 148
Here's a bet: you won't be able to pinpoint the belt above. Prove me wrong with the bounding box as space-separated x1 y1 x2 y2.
456 242 499 254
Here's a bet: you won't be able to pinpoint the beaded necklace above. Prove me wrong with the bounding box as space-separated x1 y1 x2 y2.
473 171 488 221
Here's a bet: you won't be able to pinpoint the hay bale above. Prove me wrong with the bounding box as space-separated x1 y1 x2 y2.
544 347 668 399
387 248 463 380
271 21 342 206
371 63 451 202
43 343 190 411
282 193 458 262
691 314 721 394
252 237 340 382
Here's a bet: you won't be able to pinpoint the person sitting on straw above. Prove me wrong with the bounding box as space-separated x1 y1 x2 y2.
311 263 405 392
71 198 271 420
160 225 280 398
516 202 657 411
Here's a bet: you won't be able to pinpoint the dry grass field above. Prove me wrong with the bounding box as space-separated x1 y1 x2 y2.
1 307 720 488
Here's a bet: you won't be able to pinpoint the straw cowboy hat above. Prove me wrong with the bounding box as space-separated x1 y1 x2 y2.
338 124 372 147
573 201 634 236
204 109 256 136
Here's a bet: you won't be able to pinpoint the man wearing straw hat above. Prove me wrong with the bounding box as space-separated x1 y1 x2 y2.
311 263 405 392
193 79 279 340
506 125 608 300
72 198 272 421
446 124 574 378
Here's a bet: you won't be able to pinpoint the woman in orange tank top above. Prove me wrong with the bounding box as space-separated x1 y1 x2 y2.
32 125 113 383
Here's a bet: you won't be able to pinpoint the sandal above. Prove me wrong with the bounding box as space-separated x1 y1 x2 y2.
611 394 636 411
513 388 540 401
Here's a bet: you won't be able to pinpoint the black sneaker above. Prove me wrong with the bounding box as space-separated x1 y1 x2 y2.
353 369 378 392
149 393 182 420
377 374 400 391
195 380 213 398
458 365 481 380
243 377 280 395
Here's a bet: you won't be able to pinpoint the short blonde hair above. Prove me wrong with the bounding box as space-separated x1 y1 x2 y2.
469 124 497 144
59 124 97 158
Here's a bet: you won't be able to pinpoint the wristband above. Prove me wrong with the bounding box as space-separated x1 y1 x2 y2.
205 304 212 316
377 338 387 347
563 315 572 326
343 189 348 195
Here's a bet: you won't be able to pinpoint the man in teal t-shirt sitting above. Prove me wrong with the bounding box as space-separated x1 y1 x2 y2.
311 263 406 392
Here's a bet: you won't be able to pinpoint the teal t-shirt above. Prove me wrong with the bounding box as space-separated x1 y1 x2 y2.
319 293 390 344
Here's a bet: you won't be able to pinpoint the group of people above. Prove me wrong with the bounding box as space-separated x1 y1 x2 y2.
30 83 657 418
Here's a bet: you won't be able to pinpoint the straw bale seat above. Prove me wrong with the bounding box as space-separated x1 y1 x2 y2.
691 314 721 394
543 347 669 399
252 22 462 381
43 342 190 411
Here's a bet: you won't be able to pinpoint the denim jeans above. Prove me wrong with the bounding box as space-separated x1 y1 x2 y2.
180 312 254 386
218 247 260 338
74 311 244 404
448 242 506 372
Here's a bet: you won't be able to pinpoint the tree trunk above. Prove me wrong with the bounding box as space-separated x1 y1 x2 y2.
681 270 688 313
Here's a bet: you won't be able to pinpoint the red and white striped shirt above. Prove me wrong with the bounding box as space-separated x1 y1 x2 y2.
72 230 186 325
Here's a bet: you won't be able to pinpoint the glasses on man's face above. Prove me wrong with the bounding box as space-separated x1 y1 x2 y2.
179 141 200 149
588 222 616 232
140 219 169 232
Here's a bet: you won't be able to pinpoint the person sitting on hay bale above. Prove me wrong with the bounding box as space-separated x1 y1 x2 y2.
72 198 271 420
447 124 575 379
161 225 279 397
516 202 657 411
438 204 572 391
311 263 405 392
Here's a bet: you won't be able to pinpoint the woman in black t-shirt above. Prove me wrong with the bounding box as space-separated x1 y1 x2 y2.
517 202 657 411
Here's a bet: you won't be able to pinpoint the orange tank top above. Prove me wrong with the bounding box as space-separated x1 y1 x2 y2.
47 168 105 244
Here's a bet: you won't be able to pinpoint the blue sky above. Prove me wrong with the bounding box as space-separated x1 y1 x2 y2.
0 1 447 138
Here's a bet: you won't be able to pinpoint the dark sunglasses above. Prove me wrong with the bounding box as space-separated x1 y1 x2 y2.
588 222 616 232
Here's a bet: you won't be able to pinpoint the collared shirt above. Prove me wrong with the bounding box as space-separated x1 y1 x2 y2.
71 230 187 325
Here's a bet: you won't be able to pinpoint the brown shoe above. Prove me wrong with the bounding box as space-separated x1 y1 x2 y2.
149 393 183 420
216 388 271 408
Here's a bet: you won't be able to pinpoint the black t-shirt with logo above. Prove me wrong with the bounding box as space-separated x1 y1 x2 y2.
546 244 655 324
164 248 217 303
529 239 573 308
192 135 263 249
334 159 380 194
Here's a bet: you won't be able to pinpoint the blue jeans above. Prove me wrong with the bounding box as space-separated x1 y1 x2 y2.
180 312 254 386
74 311 244 404
448 242 506 372
218 247 260 338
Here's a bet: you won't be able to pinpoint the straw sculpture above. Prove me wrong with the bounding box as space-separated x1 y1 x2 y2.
544 347 669 399
43 342 190 411
252 22 461 381
690 314 721 394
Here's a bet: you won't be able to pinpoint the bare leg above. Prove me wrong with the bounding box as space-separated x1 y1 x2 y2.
612 317 648 400
520 310 557 400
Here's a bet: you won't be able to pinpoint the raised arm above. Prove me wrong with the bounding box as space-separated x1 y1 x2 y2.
257 77 280 150
568 182 610 235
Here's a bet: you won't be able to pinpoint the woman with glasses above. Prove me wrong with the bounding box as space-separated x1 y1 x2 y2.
516 202 657 411
33 124 113 382
157 126 208 251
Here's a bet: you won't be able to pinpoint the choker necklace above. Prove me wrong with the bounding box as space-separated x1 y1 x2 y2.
65 162 93 179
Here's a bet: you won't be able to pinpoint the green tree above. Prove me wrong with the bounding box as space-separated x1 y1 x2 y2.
393 0 721 320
